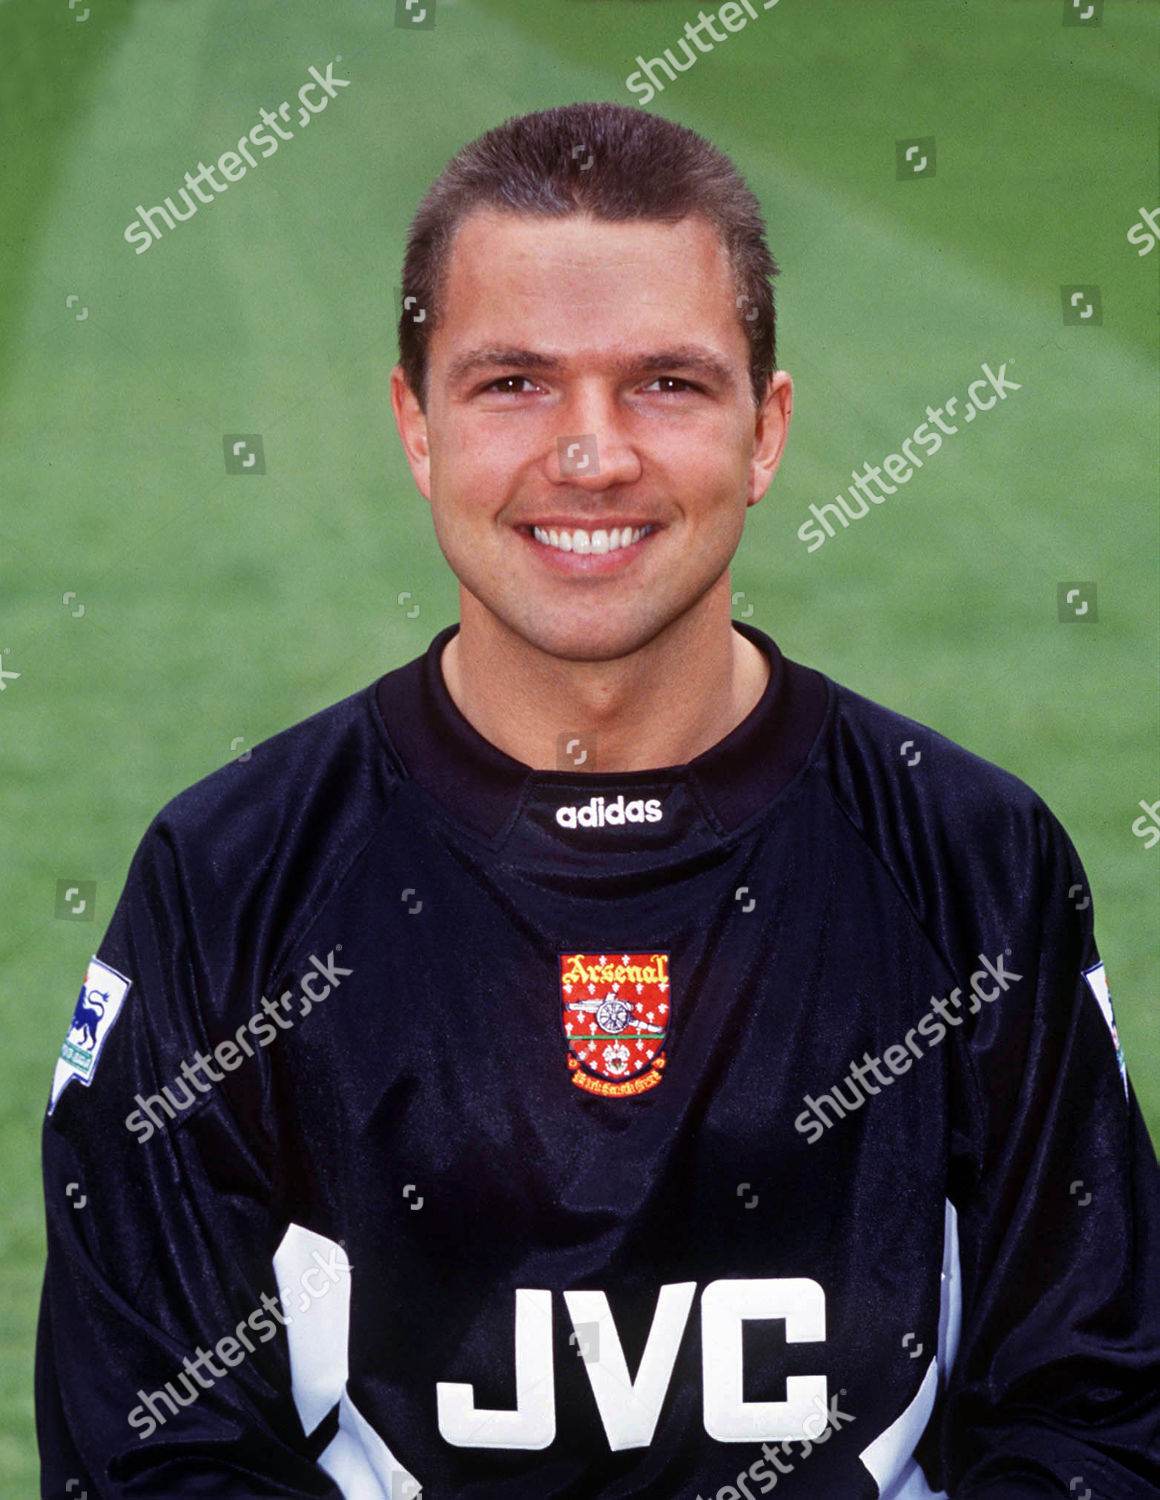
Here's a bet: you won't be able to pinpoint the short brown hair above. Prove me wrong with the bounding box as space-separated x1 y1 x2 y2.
397 101 779 412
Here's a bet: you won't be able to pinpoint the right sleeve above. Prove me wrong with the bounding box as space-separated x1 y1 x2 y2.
36 818 342 1497
933 810 1160 1497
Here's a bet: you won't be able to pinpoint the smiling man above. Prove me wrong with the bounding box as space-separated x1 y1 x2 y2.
38 102 1160 1498
393 203 787 775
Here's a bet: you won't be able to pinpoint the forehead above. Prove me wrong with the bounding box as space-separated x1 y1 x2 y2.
431 209 742 366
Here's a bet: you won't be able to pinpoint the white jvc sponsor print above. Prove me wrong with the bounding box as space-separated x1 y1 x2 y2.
272 1215 959 1495
555 793 664 830
438 1278 828 1451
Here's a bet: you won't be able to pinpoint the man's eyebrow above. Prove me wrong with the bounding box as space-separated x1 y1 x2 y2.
445 345 738 389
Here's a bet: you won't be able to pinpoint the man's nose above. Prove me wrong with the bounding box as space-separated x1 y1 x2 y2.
553 390 642 488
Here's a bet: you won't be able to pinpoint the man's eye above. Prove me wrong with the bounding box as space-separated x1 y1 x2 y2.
482 376 536 394
644 377 699 394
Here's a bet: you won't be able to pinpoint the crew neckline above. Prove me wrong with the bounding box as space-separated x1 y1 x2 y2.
374 620 829 845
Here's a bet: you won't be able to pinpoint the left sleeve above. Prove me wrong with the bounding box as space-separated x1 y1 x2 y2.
35 820 345 1496
934 802 1160 1498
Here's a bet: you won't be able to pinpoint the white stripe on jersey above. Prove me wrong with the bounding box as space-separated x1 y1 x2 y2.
274 1222 421 1498
858 1199 960 1498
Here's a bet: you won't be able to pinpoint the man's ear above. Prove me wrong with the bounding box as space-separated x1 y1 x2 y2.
390 364 432 502
747 369 793 508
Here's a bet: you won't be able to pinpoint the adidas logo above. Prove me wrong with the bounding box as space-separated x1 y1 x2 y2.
555 793 664 829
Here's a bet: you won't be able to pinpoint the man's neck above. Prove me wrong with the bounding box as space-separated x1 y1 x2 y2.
439 596 771 774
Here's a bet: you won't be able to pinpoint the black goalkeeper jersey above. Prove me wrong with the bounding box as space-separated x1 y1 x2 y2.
37 621 1160 1498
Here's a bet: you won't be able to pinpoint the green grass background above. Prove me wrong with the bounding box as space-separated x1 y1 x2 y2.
1 0 1157 1485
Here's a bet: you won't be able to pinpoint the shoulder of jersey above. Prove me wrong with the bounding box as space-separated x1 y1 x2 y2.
140 682 404 911
816 678 1062 915
167 681 400 817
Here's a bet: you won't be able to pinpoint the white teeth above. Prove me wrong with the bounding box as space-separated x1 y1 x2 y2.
532 525 650 554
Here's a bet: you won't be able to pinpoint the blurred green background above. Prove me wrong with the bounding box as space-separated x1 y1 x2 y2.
1 0 1157 1485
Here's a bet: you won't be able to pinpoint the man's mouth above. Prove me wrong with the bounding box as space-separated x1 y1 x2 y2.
525 523 658 555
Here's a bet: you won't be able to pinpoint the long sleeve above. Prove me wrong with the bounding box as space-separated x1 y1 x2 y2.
935 807 1160 1497
36 818 342 1497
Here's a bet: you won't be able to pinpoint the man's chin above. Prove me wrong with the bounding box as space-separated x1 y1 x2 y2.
496 609 675 668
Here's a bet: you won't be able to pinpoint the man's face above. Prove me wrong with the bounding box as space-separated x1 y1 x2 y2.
391 208 791 663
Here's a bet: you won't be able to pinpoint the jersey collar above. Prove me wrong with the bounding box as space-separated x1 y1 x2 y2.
374 621 828 855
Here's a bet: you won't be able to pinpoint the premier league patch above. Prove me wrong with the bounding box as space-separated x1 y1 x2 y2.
48 957 132 1115
1083 961 1128 1099
560 951 670 1096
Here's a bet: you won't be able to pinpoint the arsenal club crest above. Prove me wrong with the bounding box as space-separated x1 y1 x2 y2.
560 952 670 1096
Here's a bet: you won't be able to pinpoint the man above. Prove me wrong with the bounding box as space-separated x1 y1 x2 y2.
38 101 1160 1497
